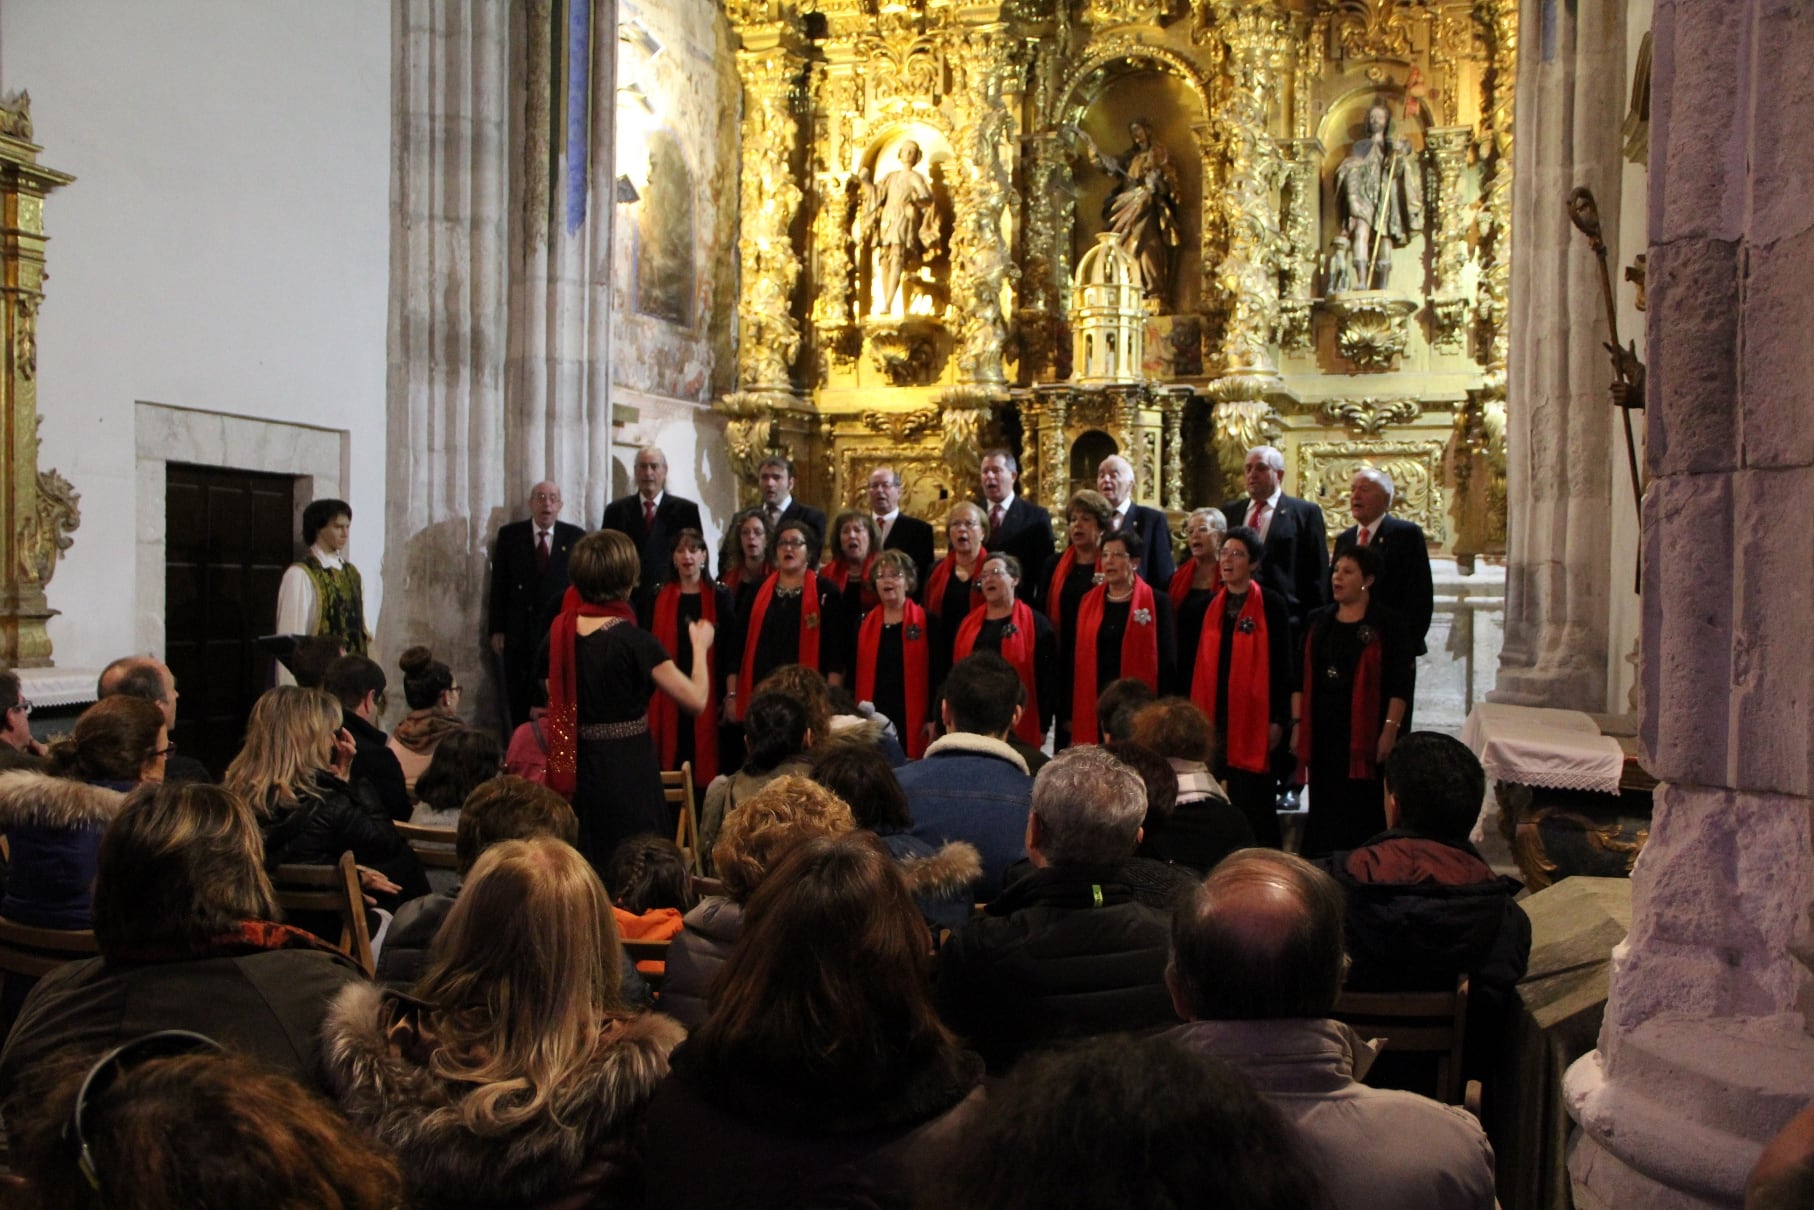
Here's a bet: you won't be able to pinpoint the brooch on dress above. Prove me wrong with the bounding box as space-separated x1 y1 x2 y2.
804 612 820 630
1356 624 1378 646
1132 609 1152 626
1091 572 1106 586
905 623 923 641
1001 622 1020 638
1236 616 1256 634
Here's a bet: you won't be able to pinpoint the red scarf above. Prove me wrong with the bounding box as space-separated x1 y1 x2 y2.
1043 545 1101 630
547 589 638 797
822 554 878 613
721 561 767 595
954 600 1042 747
1169 558 1220 614
924 549 984 625
739 571 823 710
648 582 719 783
1296 613 1385 781
1190 581 1272 774
856 600 931 758
1070 577 1160 746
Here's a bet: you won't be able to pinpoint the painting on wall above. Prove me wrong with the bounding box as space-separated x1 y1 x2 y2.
634 128 696 327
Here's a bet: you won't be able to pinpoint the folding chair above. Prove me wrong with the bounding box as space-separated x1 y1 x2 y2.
1332 975 1471 1105
661 762 701 871
269 851 375 978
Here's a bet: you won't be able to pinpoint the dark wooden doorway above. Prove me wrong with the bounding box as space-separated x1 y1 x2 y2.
165 463 297 778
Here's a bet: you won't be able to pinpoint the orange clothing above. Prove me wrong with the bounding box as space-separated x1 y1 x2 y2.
613 905 684 976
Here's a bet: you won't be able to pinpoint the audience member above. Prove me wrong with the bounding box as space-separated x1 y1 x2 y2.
605 834 695 979
489 479 583 726
1130 696 1254 872
1095 674 1157 751
7 1040 404 1210
897 653 1033 897
275 497 370 661
95 657 211 784
0 781 366 1099
321 653 411 821
387 645 463 793
1095 453 1176 584
697 690 813 876
662 775 855 1029
645 833 984 1209
0 667 45 766
979 448 1054 601
325 836 683 1209
502 659 552 784
601 446 704 590
936 746 1173 1073
1098 740 1201 910
1164 849 1497 1209
929 1034 1318 1210
409 728 502 828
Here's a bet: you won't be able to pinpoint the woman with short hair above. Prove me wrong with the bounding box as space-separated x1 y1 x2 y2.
643 527 736 786
924 501 989 673
1043 489 1114 747
853 549 935 758
824 510 881 658
951 552 1057 749
324 835 683 1209
1068 530 1176 746
1171 507 1227 694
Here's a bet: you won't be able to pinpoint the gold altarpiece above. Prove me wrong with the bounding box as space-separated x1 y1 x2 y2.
717 0 1512 560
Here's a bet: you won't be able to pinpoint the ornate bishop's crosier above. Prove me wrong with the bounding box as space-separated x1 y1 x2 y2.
0 93 78 668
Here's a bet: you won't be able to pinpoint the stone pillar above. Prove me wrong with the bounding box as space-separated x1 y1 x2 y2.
1563 2 1814 1205
1490 0 1624 712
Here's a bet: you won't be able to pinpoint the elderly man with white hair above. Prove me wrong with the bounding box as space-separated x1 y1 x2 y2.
1333 466 1434 656
1220 445 1328 633
1095 454 1176 585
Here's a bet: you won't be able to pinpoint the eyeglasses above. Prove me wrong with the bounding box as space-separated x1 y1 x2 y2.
874 568 907 581
66 1030 224 1193
978 567 1013 580
776 538 808 549
8 698 30 715
151 741 177 758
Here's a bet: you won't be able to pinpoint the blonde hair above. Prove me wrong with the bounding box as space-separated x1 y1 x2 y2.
415 836 623 1134
711 775 855 901
223 686 343 811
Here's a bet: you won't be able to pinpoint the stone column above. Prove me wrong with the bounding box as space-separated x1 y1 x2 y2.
1490 0 1623 712
1563 2 1814 1205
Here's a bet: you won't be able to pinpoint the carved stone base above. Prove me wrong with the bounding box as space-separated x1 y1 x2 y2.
864 317 943 386
1430 295 1471 352
1322 291 1419 371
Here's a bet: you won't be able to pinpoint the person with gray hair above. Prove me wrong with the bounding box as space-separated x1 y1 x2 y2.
1164 849 1497 1210
935 745 1174 1073
1332 464 1435 658
1220 444 1329 634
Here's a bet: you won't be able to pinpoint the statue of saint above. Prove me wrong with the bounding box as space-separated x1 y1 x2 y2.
861 140 941 317
1080 118 1183 309
1334 100 1424 290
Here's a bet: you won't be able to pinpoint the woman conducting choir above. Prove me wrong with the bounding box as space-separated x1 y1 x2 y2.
1042 490 1113 747
737 519 845 711
951 553 1055 750
1293 543 1412 858
1068 531 1175 746
1170 507 1226 694
1187 526 1291 847
923 502 989 675
644 529 737 786
853 550 935 759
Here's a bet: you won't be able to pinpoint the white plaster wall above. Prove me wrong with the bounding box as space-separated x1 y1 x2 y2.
0 0 391 667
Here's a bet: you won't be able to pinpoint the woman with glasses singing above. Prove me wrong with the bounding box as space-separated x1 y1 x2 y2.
853 550 935 758
923 502 989 676
951 553 1056 749
737 519 847 713
1067 531 1175 746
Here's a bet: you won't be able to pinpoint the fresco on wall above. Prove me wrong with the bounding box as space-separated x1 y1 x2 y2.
634 129 696 327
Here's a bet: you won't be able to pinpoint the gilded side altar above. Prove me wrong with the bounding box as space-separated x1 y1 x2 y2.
717 0 1512 558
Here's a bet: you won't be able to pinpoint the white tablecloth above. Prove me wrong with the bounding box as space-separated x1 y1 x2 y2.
1460 702 1626 795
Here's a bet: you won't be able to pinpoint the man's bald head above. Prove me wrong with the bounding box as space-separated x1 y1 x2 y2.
97 657 177 728
1168 849 1347 1021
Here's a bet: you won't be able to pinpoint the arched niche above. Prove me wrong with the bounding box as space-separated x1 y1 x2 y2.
856 124 955 320
1317 89 1432 296
1069 429 1119 497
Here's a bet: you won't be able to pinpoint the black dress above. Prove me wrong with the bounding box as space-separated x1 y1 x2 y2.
1209 587 1294 849
971 612 1059 737
928 562 982 679
1175 585 1218 696
870 622 908 743
1047 557 1101 732
1299 604 1414 858
574 620 671 872
1092 593 1177 695
636 585 739 777
746 580 845 689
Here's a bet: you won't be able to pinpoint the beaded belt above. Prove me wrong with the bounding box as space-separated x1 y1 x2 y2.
578 718 649 740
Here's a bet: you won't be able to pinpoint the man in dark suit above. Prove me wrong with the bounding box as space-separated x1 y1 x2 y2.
1333 467 1434 655
756 455 827 568
980 449 1054 602
868 464 934 590
600 446 704 588
1096 454 1176 586
490 480 585 726
1220 445 1329 632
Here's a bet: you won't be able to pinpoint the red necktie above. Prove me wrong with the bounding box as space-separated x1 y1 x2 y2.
1247 500 1269 532
990 505 1004 537
643 499 656 528
1358 526 1371 546
536 530 550 572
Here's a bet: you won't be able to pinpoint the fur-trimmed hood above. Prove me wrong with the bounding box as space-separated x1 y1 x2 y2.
899 839 983 900
322 981 684 1207
0 769 126 831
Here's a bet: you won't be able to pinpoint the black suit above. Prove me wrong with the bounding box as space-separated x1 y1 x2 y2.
1111 503 1176 586
601 493 704 588
985 497 1055 603
1222 494 1329 630
489 518 585 726
879 513 936 591
1333 514 1434 656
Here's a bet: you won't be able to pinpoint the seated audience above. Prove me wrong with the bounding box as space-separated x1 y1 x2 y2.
606 834 696 978
325 835 683 1210
8 1038 404 1210
697 689 813 875
321 653 411 821
811 740 981 932
897 653 1034 897
662 775 855 1029
0 667 46 769
386 644 463 793
95 656 211 784
0 781 366 1099
1164 849 1497 1209
1095 675 1157 750
1100 741 1204 911
936 745 1174 1074
930 1034 1319 1210
1130 696 1255 871
225 685 429 912
503 636 553 784
409 728 503 828
0 695 163 929
645 833 985 1208
767 663 905 763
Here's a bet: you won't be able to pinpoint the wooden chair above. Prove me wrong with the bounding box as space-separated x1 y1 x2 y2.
1332 975 1471 1105
661 762 700 870
393 821 460 871
620 937 672 995
269 852 375 978
0 916 97 980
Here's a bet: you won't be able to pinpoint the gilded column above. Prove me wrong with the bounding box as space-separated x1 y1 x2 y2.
1037 387 1070 519
1277 137 1322 354
948 25 1017 390
1475 0 1515 372
810 68 860 357
1426 125 1474 352
0 95 76 668
733 34 807 393
1160 388 1189 512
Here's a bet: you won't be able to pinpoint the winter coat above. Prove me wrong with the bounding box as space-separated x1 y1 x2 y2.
659 897 744 1030
696 757 812 878
1139 774 1255 874
260 772 429 904
322 981 683 1210
896 733 1032 897
0 770 126 929
876 829 984 933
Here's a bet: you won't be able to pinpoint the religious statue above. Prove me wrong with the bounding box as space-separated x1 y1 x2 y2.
1075 118 1182 310
860 140 941 317
1334 99 1423 290
1324 235 1355 295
